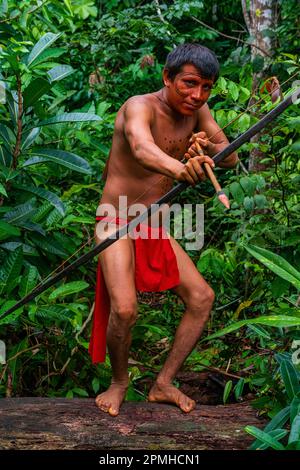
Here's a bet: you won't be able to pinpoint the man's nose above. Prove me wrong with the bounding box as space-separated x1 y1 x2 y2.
191 86 203 101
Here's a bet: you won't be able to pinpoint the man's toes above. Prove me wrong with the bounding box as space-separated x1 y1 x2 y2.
108 405 119 417
95 397 110 412
180 399 195 413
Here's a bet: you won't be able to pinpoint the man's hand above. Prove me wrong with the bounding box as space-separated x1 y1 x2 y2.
176 154 215 186
184 131 216 159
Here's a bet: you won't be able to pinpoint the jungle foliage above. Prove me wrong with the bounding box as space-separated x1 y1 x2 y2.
0 0 300 450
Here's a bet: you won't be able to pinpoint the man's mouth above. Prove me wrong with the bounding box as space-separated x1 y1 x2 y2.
184 103 201 110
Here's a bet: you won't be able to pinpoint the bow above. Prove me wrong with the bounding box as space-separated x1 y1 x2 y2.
1 86 299 320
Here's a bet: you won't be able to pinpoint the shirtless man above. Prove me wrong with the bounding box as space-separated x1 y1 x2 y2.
93 43 238 416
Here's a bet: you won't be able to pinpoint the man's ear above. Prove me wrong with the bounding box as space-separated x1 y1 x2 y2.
163 68 171 87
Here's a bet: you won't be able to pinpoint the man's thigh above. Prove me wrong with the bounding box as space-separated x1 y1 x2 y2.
95 220 136 306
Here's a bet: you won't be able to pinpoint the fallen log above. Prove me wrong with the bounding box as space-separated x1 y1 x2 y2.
0 398 266 450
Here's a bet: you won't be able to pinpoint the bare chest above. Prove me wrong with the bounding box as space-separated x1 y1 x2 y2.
151 112 197 160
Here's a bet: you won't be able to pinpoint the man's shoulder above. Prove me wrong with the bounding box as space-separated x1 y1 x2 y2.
123 93 157 109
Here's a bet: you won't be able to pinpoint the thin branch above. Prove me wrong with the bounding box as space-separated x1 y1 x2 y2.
191 16 271 58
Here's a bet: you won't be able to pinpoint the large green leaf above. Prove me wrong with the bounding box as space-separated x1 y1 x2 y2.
0 146 12 167
21 128 40 150
3 200 37 225
0 241 39 256
33 112 102 128
0 124 15 151
48 281 89 301
19 265 39 298
250 406 290 450
244 426 285 450
47 65 74 83
0 221 21 241
23 149 91 174
243 244 300 290
0 301 23 325
13 184 65 216
0 248 23 295
6 90 18 125
203 315 300 342
289 414 300 444
280 360 300 400
0 182 7 197
23 78 51 108
290 397 300 423
28 47 66 67
26 32 61 67
29 233 68 257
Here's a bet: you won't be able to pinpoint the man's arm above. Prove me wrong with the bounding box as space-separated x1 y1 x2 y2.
194 104 239 168
123 97 215 185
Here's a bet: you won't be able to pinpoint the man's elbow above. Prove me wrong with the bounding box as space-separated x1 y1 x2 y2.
219 152 239 168
228 152 239 167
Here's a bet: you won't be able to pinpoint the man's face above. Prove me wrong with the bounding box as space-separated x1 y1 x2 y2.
164 64 214 116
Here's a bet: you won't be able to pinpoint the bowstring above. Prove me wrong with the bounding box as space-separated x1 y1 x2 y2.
25 72 300 292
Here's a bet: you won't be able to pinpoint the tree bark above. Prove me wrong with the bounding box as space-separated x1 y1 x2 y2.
241 0 278 172
0 398 266 450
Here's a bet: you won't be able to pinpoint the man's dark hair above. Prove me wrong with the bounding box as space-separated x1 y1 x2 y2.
164 43 219 82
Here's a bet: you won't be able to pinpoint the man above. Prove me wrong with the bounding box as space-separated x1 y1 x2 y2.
89 43 238 416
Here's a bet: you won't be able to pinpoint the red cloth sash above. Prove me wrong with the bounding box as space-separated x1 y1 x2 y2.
88 216 180 363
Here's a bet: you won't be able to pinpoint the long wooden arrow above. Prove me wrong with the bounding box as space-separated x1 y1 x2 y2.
1 87 299 320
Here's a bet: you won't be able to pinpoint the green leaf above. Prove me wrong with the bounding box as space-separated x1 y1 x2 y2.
47 65 74 82
223 380 232 404
228 81 239 101
48 281 89 301
290 397 300 424
280 360 300 400
0 124 15 151
27 32 61 67
0 182 7 197
24 148 91 175
238 113 250 133
23 78 51 108
33 112 102 128
289 413 300 444
203 316 300 342
0 301 23 325
92 377 100 394
250 406 290 450
234 378 245 400
243 244 300 290
0 220 21 241
21 128 40 150
244 426 285 450
72 387 89 397
19 265 39 298
13 183 65 216
0 248 23 295
230 181 245 204
28 47 66 67
29 233 67 257
3 200 37 225
243 196 254 212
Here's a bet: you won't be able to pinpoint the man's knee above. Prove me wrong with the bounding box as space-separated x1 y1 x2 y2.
111 300 137 327
186 285 215 315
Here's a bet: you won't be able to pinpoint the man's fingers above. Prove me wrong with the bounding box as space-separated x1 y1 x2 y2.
189 131 207 143
190 158 206 181
185 162 199 183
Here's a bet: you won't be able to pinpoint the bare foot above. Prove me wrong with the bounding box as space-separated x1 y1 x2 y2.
95 382 128 417
148 382 196 413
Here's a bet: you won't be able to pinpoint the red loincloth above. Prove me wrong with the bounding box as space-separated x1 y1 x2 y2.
88 216 180 363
